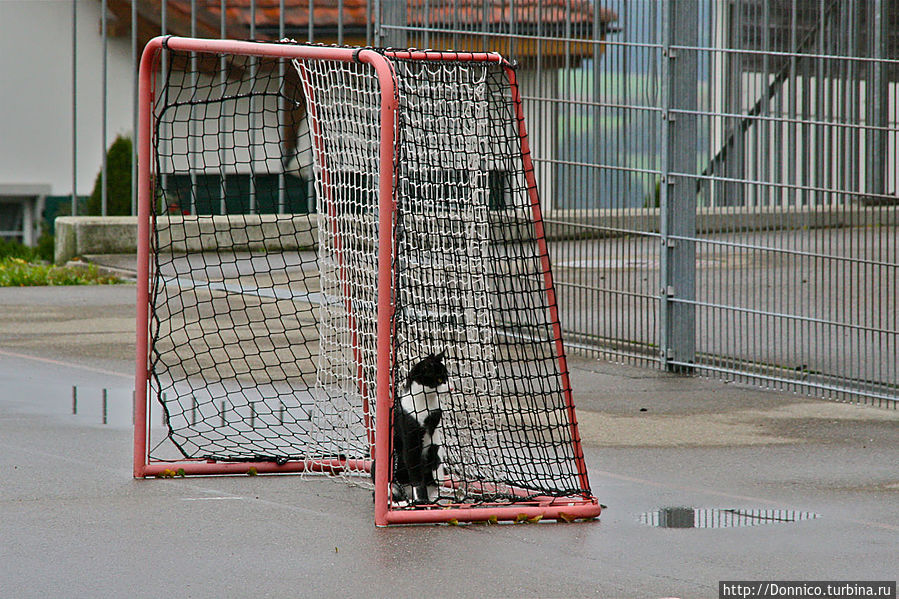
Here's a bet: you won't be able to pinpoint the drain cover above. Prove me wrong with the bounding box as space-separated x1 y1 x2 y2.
638 507 820 528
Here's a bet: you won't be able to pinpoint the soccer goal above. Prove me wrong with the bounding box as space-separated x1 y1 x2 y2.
134 36 601 526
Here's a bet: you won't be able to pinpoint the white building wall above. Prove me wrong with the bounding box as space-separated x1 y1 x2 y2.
0 0 134 197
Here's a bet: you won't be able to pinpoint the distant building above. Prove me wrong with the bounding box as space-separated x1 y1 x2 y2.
0 1 134 243
0 0 617 243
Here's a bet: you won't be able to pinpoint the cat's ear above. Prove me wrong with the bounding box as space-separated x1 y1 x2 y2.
435 349 446 361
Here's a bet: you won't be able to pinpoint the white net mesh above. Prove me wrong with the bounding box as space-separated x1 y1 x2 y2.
296 54 586 503
297 58 383 472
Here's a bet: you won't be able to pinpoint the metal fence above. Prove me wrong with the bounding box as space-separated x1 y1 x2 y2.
76 0 897 406
386 0 898 407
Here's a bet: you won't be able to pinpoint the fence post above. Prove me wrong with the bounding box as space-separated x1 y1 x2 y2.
71 0 78 216
867 0 887 202
659 0 698 373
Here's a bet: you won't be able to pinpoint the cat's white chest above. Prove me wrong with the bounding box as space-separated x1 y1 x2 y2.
400 382 445 427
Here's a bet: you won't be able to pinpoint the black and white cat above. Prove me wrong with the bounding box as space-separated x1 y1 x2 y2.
391 351 449 504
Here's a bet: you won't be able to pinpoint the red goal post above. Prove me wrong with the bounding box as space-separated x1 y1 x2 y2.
134 36 601 526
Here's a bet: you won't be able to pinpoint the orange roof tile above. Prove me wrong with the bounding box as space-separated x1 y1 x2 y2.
130 1 617 38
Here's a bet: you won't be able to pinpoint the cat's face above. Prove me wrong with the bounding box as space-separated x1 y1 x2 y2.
407 351 449 389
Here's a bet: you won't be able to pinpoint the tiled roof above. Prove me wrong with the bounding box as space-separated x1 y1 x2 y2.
416 0 617 27
111 1 617 41
185 1 616 30
199 0 370 30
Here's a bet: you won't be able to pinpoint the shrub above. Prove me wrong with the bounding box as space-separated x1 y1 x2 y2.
34 228 55 263
0 227 54 264
0 238 38 262
86 135 133 216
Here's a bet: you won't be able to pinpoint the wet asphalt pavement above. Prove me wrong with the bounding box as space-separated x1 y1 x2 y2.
0 277 896 599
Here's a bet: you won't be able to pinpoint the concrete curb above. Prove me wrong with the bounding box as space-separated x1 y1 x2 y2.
54 214 318 264
54 204 899 263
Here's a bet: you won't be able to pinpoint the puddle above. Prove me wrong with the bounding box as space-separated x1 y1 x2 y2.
638 507 820 528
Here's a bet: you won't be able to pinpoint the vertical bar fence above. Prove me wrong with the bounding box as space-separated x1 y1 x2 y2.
392 0 898 407
73 0 897 407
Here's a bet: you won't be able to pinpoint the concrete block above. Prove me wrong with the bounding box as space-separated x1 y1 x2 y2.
54 216 138 264
54 214 319 264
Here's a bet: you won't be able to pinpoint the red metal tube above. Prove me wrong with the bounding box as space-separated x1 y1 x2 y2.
369 50 399 528
384 502 602 525
383 50 504 63
133 36 165 478
139 458 372 478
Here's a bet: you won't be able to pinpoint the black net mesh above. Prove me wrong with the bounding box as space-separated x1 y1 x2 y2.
149 50 370 465
387 57 586 503
147 44 590 505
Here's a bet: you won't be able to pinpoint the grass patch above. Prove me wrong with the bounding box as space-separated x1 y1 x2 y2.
0 235 54 263
0 238 41 262
0 258 120 287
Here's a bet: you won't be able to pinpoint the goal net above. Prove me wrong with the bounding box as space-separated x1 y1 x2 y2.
135 37 600 525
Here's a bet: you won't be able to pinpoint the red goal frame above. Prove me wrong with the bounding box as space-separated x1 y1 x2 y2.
134 36 601 526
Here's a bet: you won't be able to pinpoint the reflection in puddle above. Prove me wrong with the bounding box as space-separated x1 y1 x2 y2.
638 507 820 528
